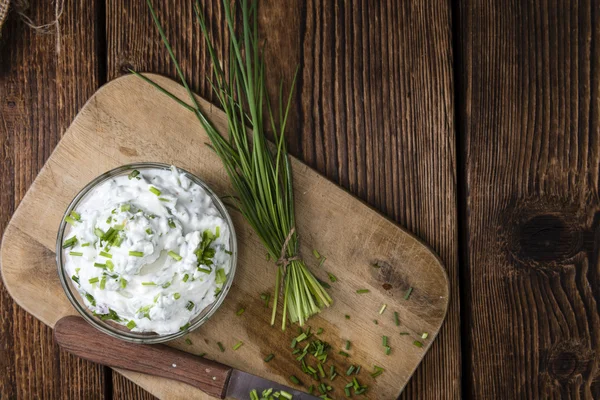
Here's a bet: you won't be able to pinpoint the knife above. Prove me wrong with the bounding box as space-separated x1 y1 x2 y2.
54 316 318 399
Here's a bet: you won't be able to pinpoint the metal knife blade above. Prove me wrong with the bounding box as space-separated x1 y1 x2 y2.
226 370 319 400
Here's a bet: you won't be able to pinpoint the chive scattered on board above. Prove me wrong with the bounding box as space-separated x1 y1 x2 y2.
356 289 370 294
185 338 192 345
289 375 301 385
264 353 275 362
312 249 321 259
217 342 225 352
404 286 414 300
414 340 424 348
379 303 387 314
318 257 326 268
236 308 245 316
338 351 349 357
394 311 400 326
317 327 324 335
345 314 350 320
232 341 243 350
422 332 429 339
345 340 351 350
382 335 388 347
373 319 378 324
327 272 337 282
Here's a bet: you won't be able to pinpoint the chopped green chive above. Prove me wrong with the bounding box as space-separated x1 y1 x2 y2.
141 281 156 286
71 275 80 284
356 289 370 294
414 340 424 348
317 328 324 335
394 311 400 326
382 335 388 347
327 272 337 282
99 251 112 259
106 216 112 224
338 351 350 357
385 346 391 355
168 218 176 228
126 320 136 330
180 323 190 331
249 390 259 400
232 341 243 350
128 169 140 180
217 342 225 352
345 340 351 350
313 249 321 259
346 365 356 375
69 251 83 257
280 391 293 400
379 304 387 314
120 277 127 288
236 308 245 316
121 204 131 212
345 315 350 320
185 338 192 345
81 242 90 247
317 363 325 378
197 266 212 274
371 366 384 378
129 251 144 257
106 260 114 271
319 256 326 268
168 251 182 261
260 293 270 307
94 228 105 238
296 333 308 342
162 282 171 289
64 216 77 226
373 319 378 325
422 332 429 339
289 375 301 385
158 197 170 202
186 301 194 311
291 338 297 348
345 387 351 396
404 286 414 300
70 210 81 221
62 236 78 249
264 353 275 362
145 228 152 235
85 293 96 306
171 293 180 301
100 276 106 290
149 186 161 196
182 274 189 282
88 277 99 284
93 263 106 269
215 268 226 284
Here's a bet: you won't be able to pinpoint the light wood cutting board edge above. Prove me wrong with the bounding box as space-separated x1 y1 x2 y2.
0 73 450 399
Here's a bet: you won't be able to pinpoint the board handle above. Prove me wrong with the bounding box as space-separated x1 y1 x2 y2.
54 316 232 399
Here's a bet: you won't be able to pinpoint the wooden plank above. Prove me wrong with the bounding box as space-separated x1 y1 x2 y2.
0 0 106 398
106 1 459 398
457 0 600 398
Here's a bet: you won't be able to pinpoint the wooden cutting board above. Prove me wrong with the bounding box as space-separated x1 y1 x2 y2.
0 74 449 399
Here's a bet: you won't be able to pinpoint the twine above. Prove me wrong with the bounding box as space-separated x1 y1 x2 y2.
3 0 64 54
276 227 300 271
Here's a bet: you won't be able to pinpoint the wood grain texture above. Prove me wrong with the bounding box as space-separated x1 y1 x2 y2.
456 0 600 398
106 1 460 399
0 0 107 398
0 74 449 399
113 372 158 400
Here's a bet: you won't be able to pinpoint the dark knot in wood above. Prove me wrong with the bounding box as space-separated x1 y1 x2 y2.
516 214 583 263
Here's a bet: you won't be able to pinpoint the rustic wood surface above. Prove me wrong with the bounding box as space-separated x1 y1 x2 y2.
4 0 597 399
456 0 600 398
0 73 449 399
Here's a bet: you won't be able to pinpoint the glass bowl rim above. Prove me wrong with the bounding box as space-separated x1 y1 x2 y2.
55 162 237 344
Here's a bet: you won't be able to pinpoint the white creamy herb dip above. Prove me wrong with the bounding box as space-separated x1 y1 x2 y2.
62 166 231 334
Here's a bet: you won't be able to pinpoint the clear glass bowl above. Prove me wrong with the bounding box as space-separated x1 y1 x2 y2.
56 162 237 344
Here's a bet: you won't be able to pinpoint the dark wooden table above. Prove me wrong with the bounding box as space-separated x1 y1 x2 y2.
0 0 598 399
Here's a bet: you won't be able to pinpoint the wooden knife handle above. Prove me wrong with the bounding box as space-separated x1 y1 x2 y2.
54 316 232 399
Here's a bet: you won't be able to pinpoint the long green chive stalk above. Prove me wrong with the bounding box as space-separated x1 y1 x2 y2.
141 0 332 329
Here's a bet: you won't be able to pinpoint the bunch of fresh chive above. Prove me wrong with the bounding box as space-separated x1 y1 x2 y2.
140 0 332 329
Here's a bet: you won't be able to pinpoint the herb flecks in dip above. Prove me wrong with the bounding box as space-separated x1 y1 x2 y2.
62 166 231 335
